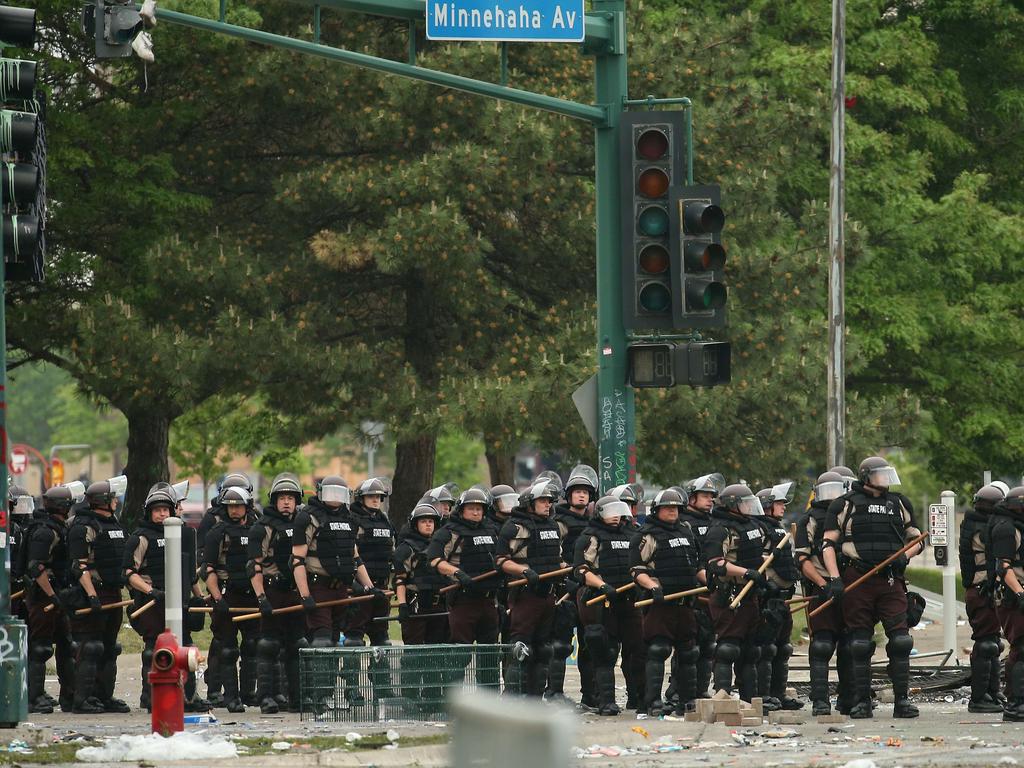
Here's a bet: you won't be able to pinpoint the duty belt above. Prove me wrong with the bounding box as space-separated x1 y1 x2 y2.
308 573 346 589
263 573 293 590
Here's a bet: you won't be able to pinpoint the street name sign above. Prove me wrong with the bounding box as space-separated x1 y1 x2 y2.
426 0 585 42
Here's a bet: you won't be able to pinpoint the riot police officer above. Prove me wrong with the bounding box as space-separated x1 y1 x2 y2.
393 503 449 645
487 484 519 531
346 477 396 646
574 494 640 716
422 483 458 519
496 478 565 697
8 485 33 623
608 482 648 708
550 465 597 707
795 471 854 716
961 483 1006 713
704 484 766 703
23 485 75 713
754 483 803 711
987 485 1024 720
204 487 259 712
427 487 501 644
822 456 924 719
249 473 308 713
631 488 705 715
67 479 131 714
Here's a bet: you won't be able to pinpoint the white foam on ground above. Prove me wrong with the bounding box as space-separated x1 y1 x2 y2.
76 732 238 762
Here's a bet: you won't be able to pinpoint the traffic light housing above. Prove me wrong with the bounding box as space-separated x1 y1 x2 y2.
671 184 727 328
627 341 731 388
82 0 145 58
1 6 44 283
49 457 64 486
620 111 687 330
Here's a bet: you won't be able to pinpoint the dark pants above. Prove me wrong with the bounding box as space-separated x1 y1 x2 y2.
306 579 349 638
69 586 123 707
840 567 908 633
346 591 390 645
26 588 75 705
804 579 853 710
578 591 643 708
446 593 499 644
708 587 760 701
966 586 1002 639
507 589 556 696
400 591 448 645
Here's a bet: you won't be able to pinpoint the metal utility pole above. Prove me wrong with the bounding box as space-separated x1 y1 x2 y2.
826 0 846 469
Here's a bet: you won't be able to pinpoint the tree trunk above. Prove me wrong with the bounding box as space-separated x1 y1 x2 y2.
123 409 172 529
486 441 515 487
389 434 436 531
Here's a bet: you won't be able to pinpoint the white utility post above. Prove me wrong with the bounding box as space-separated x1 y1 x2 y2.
163 516 184 639
940 490 958 658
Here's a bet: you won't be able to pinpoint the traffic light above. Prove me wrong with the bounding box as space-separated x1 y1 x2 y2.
0 6 44 283
671 185 727 328
49 457 64 486
627 341 731 388
82 0 151 60
620 111 687 330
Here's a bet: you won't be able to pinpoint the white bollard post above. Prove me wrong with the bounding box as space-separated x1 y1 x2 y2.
163 517 184 639
940 490 957 658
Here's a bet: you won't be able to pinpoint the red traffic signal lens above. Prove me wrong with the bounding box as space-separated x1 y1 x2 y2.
639 282 671 313
638 206 669 237
636 128 669 161
639 244 669 275
638 168 669 199
684 241 726 271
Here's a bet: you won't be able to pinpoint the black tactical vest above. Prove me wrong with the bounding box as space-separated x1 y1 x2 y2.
960 508 990 586
988 511 1024 567
74 511 126 586
511 512 563 575
586 522 632 588
350 502 395 583
806 500 830 558
679 508 712 542
221 519 252 584
10 521 22 580
642 517 701 593
554 504 589 564
137 522 167 589
31 517 69 586
309 505 358 581
263 510 296 584
712 510 765 569
842 490 905 565
760 517 799 583
401 531 449 592
447 518 498 585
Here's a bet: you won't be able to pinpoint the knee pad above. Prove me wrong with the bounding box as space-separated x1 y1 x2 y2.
257 638 281 660
776 642 793 661
849 630 874 662
677 643 700 664
584 625 610 661
740 642 761 663
29 643 53 663
608 640 621 663
886 631 913 658
760 643 777 661
222 646 240 664
974 636 1001 660
292 636 310 653
700 638 717 659
550 639 571 660
240 637 258 658
647 638 672 663
809 636 836 661
81 640 105 661
102 642 121 662
141 647 154 664
715 640 741 664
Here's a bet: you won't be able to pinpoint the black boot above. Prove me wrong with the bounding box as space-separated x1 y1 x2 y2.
990 653 1006 705
969 642 1003 713
595 665 620 716
644 653 668 716
772 643 803 709
28 657 53 714
757 644 779 710
737 658 758 704
713 654 735 695
1003 661 1024 721
257 653 279 714
140 647 154 712
835 639 856 714
285 654 301 712
577 643 597 710
848 636 874 719
674 647 698 715
221 646 246 712
240 650 258 706
809 641 832 716
99 646 130 713
887 635 918 719
73 640 104 714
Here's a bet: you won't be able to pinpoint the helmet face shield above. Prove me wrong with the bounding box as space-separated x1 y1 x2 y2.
108 475 128 497
12 495 34 516
770 482 794 504
598 500 631 520
566 464 598 491
320 484 351 505
737 494 763 516
66 481 86 502
172 480 189 503
688 473 725 495
815 480 846 502
866 466 900 488
495 493 519 514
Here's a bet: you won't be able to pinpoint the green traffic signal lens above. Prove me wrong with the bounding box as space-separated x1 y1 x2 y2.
636 128 669 161
639 282 671 313
638 244 669 275
638 205 669 237
638 168 669 199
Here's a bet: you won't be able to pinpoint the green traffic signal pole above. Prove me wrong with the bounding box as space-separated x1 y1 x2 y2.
155 1 637 489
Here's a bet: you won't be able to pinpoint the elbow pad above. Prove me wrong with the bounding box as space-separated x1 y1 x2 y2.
290 554 306 571
708 559 727 578
997 560 1011 578
71 559 88 580
245 561 260 579
820 539 838 553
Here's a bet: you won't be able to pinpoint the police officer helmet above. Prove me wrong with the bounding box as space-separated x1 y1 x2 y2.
718 484 762 516
814 471 847 502
490 484 519 515
520 479 558 510
220 487 251 508
425 484 457 505
651 488 687 515
43 485 74 513
268 472 303 504
455 487 490 517
8 484 33 517
998 486 1024 515
829 465 856 480
144 483 178 517
534 470 563 495
685 473 725 497
410 503 441 526
858 456 900 489
974 484 1005 511
355 477 390 500
564 464 598 502
756 488 773 512
316 475 350 505
220 472 253 494
992 481 1011 497
609 483 641 505
85 480 117 509
595 495 630 521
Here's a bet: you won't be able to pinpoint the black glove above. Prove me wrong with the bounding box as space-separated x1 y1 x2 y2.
258 594 274 619
301 594 317 613
564 577 582 595
600 583 617 600
146 588 165 603
454 570 474 588
892 554 909 578
398 603 412 621
88 594 103 613
823 577 845 602
370 587 388 602
213 598 231 617
763 581 781 599
48 592 64 612
743 569 767 588
1015 591 1024 613
522 568 541 590
650 587 665 604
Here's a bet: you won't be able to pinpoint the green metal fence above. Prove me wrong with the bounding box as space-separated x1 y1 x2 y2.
299 644 513 722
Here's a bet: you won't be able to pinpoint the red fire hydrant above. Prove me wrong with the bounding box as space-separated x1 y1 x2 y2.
149 628 200 735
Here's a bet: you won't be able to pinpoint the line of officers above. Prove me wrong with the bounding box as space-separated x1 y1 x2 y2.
10 458 1024 721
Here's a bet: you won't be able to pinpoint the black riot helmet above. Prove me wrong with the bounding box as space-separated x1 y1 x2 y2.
564 464 598 503
718 484 762 516
355 476 391 501
814 471 847 502
858 456 900 490
220 472 253 494
650 488 687 519
316 475 351 506
685 473 725 497
42 485 74 515
144 483 178 518
268 472 303 505
85 479 119 510
534 470 563 496
974 484 1005 513
490 484 519 516
595 495 630 523
756 488 773 512
410 502 442 528
455 487 490 518
998 486 1024 515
